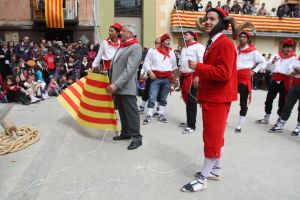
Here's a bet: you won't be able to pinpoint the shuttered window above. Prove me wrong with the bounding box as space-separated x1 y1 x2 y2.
114 0 142 17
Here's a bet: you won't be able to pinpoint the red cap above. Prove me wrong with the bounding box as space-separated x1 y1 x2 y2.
239 31 251 39
283 38 294 46
111 23 122 32
186 31 199 40
207 8 229 29
160 33 170 43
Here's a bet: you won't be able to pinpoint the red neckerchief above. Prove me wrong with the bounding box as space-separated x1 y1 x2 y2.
106 38 121 48
237 44 256 54
278 50 296 59
156 46 171 60
120 38 139 48
187 41 198 47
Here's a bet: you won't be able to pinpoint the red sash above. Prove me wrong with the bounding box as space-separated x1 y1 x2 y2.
272 73 292 91
152 70 173 80
120 38 139 48
181 73 194 104
103 60 111 70
156 47 171 60
292 77 300 86
237 69 252 104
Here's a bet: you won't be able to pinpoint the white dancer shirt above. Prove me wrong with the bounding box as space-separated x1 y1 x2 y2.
92 39 121 68
143 48 178 72
179 42 205 73
236 44 267 73
266 53 297 75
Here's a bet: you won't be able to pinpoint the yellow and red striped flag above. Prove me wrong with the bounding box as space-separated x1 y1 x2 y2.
57 73 119 131
45 0 64 28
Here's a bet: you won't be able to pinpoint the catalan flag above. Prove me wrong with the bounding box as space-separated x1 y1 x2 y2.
57 73 119 131
45 0 64 28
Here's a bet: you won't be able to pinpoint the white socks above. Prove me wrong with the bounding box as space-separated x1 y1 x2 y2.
237 116 246 129
141 100 147 108
158 105 165 115
211 147 224 176
200 158 217 178
146 108 154 116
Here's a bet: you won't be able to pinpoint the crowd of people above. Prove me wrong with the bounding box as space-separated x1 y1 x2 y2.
0 36 98 105
1 5 300 193
174 0 300 18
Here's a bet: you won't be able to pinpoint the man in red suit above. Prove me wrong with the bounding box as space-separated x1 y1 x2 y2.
181 8 237 192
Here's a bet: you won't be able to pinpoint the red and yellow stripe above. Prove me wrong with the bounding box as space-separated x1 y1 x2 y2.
57 73 119 131
170 11 300 33
45 0 64 28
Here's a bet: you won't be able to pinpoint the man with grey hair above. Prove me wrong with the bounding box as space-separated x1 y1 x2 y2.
107 24 143 150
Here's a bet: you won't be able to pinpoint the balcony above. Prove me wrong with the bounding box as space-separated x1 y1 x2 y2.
31 0 78 25
170 10 300 38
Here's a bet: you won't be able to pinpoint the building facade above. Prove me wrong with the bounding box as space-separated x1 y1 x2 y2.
0 0 95 43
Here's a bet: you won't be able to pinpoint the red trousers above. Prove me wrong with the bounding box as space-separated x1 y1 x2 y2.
201 102 231 158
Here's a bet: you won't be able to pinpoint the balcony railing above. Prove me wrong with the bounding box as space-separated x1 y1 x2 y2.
170 10 300 36
31 0 78 23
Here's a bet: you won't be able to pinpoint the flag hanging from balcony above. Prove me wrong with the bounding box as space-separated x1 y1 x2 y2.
57 73 119 131
45 0 64 28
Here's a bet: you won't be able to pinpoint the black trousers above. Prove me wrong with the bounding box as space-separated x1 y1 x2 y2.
114 95 142 140
264 80 287 116
238 83 249 116
280 84 300 123
142 77 151 102
180 76 197 129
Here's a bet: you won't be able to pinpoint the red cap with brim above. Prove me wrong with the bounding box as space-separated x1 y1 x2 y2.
283 38 294 46
239 31 251 40
111 23 122 32
160 33 170 43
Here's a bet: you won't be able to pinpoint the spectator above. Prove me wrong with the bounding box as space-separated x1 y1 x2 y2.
277 0 290 18
216 1 221 8
204 1 212 12
269 8 277 16
230 0 242 14
250 4 257 15
242 1 251 15
15 36 32 61
74 40 88 56
174 0 185 10
257 3 267 16
194 0 203 12
184 0 195 11
88 44 97 64
44 49 56 75
47 77 60 96
3 75 30 105
23 75 42 103
222 0 231 13
292 5 300 18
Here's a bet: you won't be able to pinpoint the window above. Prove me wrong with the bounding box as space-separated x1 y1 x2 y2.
115 0 142 17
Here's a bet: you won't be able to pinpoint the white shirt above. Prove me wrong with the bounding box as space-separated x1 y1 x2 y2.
288 55 300 78
143 48 178 72
92 39 121 68
236 45 267 73
179 42 205 73
266 54 297 75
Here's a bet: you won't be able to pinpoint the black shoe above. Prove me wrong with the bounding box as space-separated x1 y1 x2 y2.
235 128 241 133
127 139 142 150
113 135 132 140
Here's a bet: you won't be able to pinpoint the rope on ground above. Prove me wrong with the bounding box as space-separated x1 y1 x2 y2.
0 126 40 156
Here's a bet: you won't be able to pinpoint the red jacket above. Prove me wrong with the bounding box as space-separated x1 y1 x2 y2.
195 34 237 103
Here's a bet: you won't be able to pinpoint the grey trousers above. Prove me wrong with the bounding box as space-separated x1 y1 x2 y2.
114 94 142 139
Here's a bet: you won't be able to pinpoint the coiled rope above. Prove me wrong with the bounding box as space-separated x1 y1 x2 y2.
0 119 40 155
